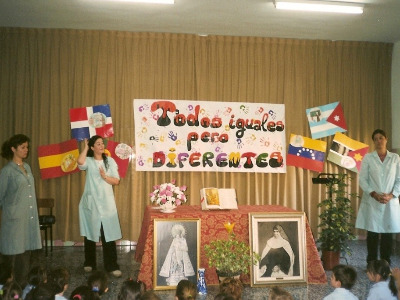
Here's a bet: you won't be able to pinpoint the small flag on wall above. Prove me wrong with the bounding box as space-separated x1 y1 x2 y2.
106 140 132 178
287 134 327 172
306 102 347 139
69 104 114 141
327 132 369 173
38 139 80 179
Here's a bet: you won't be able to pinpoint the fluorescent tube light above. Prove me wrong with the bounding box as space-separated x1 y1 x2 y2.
125 0 174 3
274 0 364 14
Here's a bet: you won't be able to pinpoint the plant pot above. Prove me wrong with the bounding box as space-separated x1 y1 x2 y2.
321 250 340 270
216 270 241 283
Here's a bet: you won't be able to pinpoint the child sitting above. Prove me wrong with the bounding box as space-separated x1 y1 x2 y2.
366 259 397 300
218 278 243 300
175 279 196 300
70 285 101 300
87 271 109 297
323 264 357 300
269 286 294 300
22 266 47 299
117 279 146 300
0 262 13 296
49 267 70 300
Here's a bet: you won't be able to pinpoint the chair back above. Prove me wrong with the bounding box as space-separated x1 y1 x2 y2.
37 198 56 225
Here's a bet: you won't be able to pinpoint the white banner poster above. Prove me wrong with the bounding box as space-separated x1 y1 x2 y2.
133 99 286 173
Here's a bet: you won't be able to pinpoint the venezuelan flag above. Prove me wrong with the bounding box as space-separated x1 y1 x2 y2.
38 139 80 179
287 134 327 172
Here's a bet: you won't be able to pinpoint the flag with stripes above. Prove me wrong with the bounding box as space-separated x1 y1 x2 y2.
327 132 369 173
69 104 114 141
287 134 327 172
306 102 347 139
106 140 132 178
38 139 79 179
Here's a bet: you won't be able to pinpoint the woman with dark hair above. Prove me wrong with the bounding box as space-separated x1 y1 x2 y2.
77 135 122 278
259 225 294 277
0 134 42 289
355 129 400 265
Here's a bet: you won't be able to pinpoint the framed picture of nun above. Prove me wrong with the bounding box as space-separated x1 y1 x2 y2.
249 212 307 286
153 218 201 290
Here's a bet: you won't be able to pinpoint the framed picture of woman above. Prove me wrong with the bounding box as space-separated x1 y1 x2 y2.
249 212 307 286
153 218 201 290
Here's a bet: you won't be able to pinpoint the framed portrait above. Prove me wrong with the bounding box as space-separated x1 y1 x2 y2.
153 218 201 290
249 212 307 286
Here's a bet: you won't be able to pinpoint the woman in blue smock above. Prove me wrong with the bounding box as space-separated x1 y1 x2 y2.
0 134 42 288
355 129 400 265
77 135 122 278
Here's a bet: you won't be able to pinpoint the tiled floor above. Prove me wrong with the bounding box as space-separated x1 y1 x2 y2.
35 240 400 300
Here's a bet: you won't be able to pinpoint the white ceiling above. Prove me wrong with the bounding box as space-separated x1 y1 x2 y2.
0 0 400 43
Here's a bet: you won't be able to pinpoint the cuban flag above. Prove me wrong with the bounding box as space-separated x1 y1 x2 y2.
327 132 369 173
287 134 327 172
69 104 114 141
306 102 347 139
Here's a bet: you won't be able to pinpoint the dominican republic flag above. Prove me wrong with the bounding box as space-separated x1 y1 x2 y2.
286 134 327 172
306 102 347 139
106 140 132 178
327 132 369 173
38 139 80 179
69 104 114 141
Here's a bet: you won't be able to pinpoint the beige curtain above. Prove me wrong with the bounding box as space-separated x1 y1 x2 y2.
0 28 393 243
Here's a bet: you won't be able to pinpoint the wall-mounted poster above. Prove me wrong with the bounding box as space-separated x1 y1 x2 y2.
133 99 286 173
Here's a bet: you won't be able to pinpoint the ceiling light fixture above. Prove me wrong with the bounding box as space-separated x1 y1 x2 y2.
273 0 364 14
126 0 174 4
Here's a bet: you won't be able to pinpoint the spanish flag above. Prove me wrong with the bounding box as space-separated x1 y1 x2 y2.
38 139 80 179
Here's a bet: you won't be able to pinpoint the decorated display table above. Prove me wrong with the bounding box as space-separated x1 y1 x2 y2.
135 205 327 289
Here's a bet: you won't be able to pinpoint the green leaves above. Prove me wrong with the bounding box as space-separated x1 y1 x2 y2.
317 174 357 255
204 233 260 276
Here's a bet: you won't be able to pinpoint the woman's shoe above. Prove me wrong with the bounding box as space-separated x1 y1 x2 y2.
84 266 92 273
111 270 122 278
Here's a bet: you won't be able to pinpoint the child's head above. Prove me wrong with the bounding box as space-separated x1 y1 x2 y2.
2 280 22 300
175 279 197 300
0 262 13 285
49 267 70 295
70 285 101 300
27 266 48 286
139 290 161 300
213 294 236 300
367 259 397 296
118 279 146 300
25 282 57 300
219 278 243 300
330 264 357 290
269 286 294 300
87 271 109 296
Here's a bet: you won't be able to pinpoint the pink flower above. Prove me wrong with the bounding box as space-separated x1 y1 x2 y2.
171 179 176 184
175 199 182 206
180 185 187 191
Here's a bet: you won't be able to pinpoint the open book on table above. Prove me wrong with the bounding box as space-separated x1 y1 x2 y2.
200 188 238 210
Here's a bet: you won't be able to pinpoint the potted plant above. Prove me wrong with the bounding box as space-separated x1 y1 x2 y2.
317 173 357 270
204 222 260 281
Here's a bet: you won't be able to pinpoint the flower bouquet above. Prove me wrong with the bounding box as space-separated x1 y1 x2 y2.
149 179 187 213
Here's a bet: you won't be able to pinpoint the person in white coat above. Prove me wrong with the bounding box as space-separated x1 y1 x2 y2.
355 129 400 265
77 135 122 278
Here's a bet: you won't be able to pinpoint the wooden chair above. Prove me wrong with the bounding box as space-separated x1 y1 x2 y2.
37 198 56 256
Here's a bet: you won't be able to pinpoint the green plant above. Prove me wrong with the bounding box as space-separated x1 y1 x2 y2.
204 231 260 277
317 173 357 255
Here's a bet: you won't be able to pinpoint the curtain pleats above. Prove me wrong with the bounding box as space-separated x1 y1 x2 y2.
0 28 392 242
